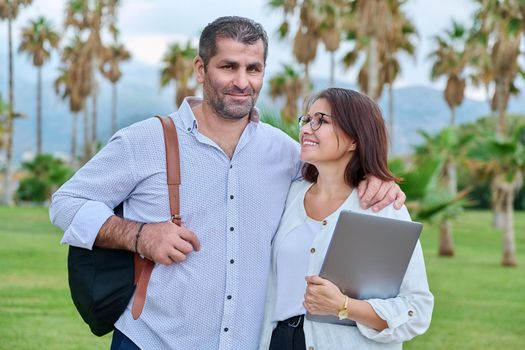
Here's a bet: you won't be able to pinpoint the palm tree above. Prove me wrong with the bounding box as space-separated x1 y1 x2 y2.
269 64 303 123
468 119 525 266
348 0 390 101
18 16 60 155
389 146 467 227
0 93 8 153
160 41 197 108
468 31 494 110
64 0 121 158
55 66 82 163
100 41 131 134
414 128 473 256
473 0 524 258
428 20 473 256
269 0 319 94
57 35 90 163
382 0 417 149
343 0 416 105
474 0 523 138
317 0 346 87
0 0 33 205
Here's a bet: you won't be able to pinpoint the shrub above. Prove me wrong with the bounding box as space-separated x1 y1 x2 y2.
15 154 74 203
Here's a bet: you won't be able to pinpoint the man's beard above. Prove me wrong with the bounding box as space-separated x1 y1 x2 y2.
203 77 258 120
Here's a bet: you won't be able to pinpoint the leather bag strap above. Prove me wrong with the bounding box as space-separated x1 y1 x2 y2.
131 116 181 320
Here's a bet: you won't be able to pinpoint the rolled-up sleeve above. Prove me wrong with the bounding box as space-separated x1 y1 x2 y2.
356 240 434 343
49 130 137 249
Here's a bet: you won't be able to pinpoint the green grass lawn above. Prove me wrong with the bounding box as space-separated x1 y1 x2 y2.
1 207 524 349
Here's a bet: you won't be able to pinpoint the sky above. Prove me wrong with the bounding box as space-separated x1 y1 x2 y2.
0 0 484 99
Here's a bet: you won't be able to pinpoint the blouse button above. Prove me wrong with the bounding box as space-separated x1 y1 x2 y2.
310 248 316 254
322 220 327 226
408 310 414 317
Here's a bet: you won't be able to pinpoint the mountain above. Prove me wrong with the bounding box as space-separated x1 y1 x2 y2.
6 64 523 163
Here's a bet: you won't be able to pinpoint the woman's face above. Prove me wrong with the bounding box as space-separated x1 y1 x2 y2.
299 98 356 166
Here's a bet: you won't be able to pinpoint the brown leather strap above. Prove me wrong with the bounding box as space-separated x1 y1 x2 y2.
157 116 181 222
131 116 181 320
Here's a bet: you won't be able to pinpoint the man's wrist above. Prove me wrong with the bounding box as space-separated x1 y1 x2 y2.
134 223 146 255
96 215 140 252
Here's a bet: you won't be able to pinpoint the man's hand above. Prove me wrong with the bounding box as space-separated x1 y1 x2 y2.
357 176 406 212
96 215 200 266
304 276 345 316
138 221 200 265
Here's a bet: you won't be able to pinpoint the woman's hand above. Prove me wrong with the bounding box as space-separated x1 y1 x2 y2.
304 275 345 316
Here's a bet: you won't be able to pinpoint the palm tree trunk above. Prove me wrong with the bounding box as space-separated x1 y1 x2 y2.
71 112 78 165
448 106 458 196
492 183 506 229
439 220 454 256
36 66 42 155
2 16 15 206
304 63 309 86
302 63 310 100
368 37 379 101
450 106 456 127
493 78 509 229
502 187 517 266
495 78 507 138
83 106 90 163
485 83 492 113
329 51 335 87
111 83 117 135
388 83 394 153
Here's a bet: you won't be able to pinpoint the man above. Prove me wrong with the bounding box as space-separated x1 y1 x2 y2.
50 16 405 350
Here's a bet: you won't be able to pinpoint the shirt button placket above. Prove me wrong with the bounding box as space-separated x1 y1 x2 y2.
220 161 238 349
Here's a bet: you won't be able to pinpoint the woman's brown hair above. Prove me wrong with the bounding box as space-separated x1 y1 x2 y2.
302 88 399 187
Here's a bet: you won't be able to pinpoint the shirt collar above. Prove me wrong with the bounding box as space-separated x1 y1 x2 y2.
177 96 261 134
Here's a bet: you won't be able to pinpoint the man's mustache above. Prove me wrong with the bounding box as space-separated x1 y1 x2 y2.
223 87 254 95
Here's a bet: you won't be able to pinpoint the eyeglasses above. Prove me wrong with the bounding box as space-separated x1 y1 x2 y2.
298 112 333 131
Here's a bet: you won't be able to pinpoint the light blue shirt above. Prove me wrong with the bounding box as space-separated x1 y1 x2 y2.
49 97 301 350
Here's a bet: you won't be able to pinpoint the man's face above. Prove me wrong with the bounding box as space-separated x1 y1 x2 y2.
195 38 265 120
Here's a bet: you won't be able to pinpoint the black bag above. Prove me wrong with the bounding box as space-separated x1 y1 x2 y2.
66 116 181 336
68 204 136 336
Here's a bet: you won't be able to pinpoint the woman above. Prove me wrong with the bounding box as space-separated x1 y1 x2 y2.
259 88 433 350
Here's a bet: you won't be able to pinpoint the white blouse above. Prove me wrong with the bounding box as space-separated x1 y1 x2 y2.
259 180 434 350
273 217 322 322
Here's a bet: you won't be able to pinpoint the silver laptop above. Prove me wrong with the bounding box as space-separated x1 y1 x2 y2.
306 210 423 326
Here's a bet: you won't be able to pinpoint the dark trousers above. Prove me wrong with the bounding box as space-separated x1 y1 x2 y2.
269 315 306 350
110 329 141 350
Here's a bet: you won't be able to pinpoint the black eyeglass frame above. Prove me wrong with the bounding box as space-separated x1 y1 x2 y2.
298 112 333 131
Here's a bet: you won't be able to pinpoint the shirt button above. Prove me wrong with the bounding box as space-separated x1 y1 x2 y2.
230 227 234 232
230 164 233 169
224 327 229 332
408 310 414 317
308 347 315 350
230 259 235 264
310 248 316 254
227 295 232 300
322 220 327 226
187 127 191 132
230 195 234 199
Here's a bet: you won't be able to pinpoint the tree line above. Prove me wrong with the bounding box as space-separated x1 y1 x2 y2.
1 0 524 267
